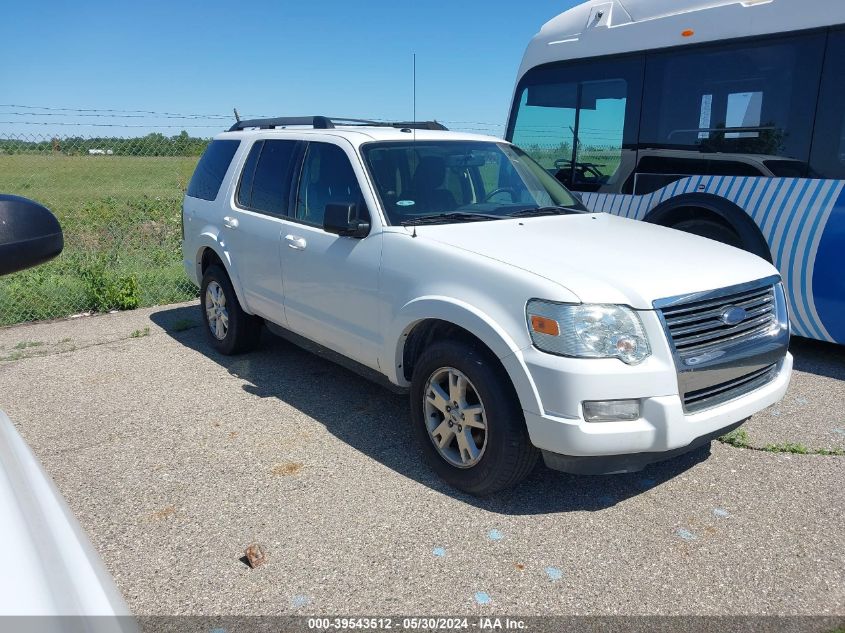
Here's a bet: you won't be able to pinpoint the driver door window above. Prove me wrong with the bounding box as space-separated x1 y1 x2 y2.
294 142 366 227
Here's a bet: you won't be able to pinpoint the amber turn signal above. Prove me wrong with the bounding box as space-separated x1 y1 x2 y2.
530 315 560 337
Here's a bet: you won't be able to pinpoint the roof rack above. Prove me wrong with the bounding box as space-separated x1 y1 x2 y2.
228 116 448 132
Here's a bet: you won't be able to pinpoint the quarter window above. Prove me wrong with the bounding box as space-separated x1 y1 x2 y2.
186 140 239 201
236 141 262 208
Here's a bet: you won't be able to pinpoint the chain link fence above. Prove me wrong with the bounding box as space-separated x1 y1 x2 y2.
0 132 209 326
0 114 507 327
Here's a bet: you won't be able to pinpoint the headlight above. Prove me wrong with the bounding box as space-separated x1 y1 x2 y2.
526 300 651 364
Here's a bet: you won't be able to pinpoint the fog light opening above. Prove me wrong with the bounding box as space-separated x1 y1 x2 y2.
583 399 641 422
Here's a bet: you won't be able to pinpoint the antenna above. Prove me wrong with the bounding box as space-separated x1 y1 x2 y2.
413 53 416 126
412 53 417 147
233 107 241 123
411 52 418 238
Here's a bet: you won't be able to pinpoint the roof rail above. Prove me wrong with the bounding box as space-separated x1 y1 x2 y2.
228 116 448 132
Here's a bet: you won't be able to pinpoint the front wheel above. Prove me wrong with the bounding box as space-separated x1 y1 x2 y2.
409 340 539 496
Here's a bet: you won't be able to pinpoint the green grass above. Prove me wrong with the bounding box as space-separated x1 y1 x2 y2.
0 154 201 325
171 318 199 332
718 428 844 456
718 428 751 449
130 327 150 339
13 340 44 350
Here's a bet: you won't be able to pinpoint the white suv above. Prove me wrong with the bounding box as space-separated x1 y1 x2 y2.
182 116 791 495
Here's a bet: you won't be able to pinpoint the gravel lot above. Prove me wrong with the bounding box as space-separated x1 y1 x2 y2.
0 302 843 617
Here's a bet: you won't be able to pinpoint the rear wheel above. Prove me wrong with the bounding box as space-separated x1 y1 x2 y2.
200 265 261 355
409 340 539 496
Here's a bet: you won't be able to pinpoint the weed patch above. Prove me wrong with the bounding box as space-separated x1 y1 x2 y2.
718 428 844 456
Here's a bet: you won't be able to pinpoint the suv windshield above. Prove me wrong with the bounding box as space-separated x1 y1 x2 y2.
361 141 586 225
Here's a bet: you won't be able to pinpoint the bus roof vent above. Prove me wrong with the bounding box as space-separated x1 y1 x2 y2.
586 2 614 28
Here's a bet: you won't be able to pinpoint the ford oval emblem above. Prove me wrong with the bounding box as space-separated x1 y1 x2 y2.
720 305 748 326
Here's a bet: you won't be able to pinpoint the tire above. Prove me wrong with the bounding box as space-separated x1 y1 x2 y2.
409 339 539 496
200 265 262 355
670 218 744 250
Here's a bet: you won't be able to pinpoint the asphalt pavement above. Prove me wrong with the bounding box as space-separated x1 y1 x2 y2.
0 302 842 617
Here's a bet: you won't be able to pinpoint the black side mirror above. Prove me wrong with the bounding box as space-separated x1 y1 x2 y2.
324 203 370 238
0 194 64 277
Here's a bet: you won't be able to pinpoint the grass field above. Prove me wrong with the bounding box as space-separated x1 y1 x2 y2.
0 154 201 326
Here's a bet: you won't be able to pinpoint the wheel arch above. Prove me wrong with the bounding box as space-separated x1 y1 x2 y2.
195 237 250 311
387 297 542 415
643 192 772 262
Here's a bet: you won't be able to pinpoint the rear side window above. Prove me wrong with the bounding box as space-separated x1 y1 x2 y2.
245 140 299 215
186 140 239 201
236 141 263 208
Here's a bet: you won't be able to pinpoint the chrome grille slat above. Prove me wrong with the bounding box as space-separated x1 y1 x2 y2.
684 364 778 412
664 295 773 327
668 303 774 337
673 313 775 350
661 287 772 317
678 323 777 353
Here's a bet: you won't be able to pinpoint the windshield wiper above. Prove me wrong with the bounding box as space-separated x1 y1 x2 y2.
507 205 582 218
401 212 504 226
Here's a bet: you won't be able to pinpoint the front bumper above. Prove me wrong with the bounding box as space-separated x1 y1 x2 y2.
520 352 791 473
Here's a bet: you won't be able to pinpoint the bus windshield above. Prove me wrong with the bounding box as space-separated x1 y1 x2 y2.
361 141 585 225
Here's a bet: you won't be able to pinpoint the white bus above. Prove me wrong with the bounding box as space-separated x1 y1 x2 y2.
506 0 845 344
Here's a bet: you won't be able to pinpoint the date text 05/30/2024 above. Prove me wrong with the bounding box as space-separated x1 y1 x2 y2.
306 617 528 630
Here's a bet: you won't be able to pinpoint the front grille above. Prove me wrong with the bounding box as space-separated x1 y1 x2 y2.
683 363 778 412
660 285 777 354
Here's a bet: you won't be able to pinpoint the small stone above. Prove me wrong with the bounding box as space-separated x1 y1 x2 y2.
244 543 267 568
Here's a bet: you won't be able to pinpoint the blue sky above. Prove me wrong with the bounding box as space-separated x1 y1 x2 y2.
0 0 579 138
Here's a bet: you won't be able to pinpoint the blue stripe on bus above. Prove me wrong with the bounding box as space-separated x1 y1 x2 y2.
775 178 813 264
812 188 845 342
750 177 784 227
763 178 799 244
581 176 845 343
784 180 825 338
800 182 841 339
740 178 762 210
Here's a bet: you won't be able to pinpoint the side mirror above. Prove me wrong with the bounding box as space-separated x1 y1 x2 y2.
0 195 64 277
324 203 370 238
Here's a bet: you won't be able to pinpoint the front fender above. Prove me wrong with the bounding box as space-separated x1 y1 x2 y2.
385 296 543 415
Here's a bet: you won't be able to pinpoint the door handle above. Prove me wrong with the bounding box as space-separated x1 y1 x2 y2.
285 234 307 250
223 216 239 229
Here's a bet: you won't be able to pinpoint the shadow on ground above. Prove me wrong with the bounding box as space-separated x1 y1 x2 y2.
789 337 845 381
152 305 717 516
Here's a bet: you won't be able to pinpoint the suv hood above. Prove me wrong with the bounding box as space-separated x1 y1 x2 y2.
413 213 778 309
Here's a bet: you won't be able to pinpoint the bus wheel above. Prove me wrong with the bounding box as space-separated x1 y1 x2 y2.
670 217 744 250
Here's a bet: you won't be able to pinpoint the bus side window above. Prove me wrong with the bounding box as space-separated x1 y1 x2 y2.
640 32 825 169
810 29 845 179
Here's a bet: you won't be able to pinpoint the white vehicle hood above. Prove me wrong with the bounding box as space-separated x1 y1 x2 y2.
412 213 778 309
0 411 134 626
